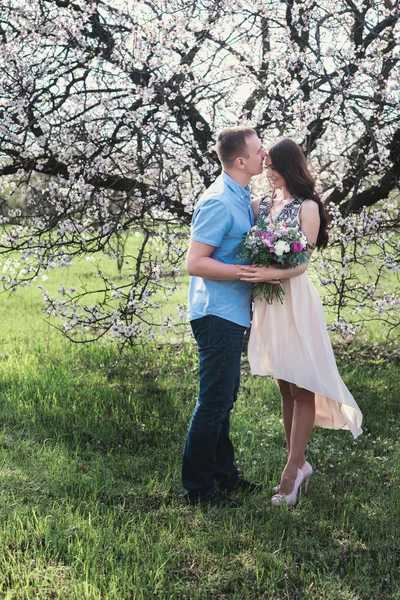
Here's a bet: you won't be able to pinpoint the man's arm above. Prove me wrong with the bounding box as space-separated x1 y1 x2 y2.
186 240 241 280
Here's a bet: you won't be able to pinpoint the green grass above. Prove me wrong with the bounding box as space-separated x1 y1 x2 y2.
0 240 399 599
0 232 191 345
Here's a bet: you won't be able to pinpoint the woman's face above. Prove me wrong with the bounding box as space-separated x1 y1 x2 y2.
265 154 286 190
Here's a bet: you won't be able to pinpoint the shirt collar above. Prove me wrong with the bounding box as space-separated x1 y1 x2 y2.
222 171 251 200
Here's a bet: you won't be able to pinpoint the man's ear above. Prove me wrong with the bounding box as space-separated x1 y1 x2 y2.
234 156 245 170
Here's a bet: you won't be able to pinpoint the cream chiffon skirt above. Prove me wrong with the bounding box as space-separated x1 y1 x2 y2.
248 273 363 438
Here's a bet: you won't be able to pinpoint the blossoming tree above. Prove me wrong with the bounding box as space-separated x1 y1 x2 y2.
0 0 399 342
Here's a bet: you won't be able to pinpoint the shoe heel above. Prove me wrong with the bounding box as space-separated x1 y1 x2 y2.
301 461 312 494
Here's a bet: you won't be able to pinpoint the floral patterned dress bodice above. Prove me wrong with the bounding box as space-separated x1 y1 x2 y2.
257 196 304 228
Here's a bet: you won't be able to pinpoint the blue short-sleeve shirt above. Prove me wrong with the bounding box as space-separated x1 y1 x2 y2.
187 171 254 327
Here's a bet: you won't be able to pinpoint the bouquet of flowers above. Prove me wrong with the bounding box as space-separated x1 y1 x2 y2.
239 219 311 304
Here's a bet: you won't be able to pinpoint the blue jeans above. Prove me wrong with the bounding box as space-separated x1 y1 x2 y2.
182 315 246 501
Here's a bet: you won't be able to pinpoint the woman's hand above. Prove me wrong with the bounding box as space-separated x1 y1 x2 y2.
237 265 281 283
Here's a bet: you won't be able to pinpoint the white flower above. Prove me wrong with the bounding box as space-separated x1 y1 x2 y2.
274 240 290 256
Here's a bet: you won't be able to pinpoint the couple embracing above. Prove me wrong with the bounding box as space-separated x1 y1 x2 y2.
183 126 363 507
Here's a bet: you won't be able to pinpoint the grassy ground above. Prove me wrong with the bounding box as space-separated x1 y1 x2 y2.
0 248 399 599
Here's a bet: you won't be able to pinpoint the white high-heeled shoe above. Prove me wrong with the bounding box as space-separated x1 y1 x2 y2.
271 468 304 507
272 461 312 494
301 461 313 492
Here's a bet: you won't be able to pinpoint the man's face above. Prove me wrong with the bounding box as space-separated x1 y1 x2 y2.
242 134 267 176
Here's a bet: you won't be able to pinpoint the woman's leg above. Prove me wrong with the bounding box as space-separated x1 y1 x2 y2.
279 382 315 495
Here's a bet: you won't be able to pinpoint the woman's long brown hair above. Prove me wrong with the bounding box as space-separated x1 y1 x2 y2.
267 138 329 249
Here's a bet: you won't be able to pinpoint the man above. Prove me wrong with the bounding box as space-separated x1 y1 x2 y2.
183 126 267 505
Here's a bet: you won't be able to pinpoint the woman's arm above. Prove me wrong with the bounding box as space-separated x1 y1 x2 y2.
237 200 320 283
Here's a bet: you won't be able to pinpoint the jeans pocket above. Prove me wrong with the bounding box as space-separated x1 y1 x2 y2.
191 316 211 349
207 315 226 349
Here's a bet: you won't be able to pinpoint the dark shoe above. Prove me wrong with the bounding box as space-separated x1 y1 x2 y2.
229 477 262 494
184 491 243 508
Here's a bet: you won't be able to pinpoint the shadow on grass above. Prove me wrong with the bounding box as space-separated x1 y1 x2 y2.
0 340 198 516
0 340 197 452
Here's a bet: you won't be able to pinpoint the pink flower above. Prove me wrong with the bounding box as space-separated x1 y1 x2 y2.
292 241 305 252
262 234 275 251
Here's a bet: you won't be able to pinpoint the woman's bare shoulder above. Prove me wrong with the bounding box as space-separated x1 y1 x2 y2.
301 199 319 211
299 199 320 226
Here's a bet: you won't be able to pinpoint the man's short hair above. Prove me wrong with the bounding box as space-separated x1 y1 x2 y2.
215 126 257 167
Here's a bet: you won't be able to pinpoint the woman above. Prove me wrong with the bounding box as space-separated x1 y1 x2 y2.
237 138 363 506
